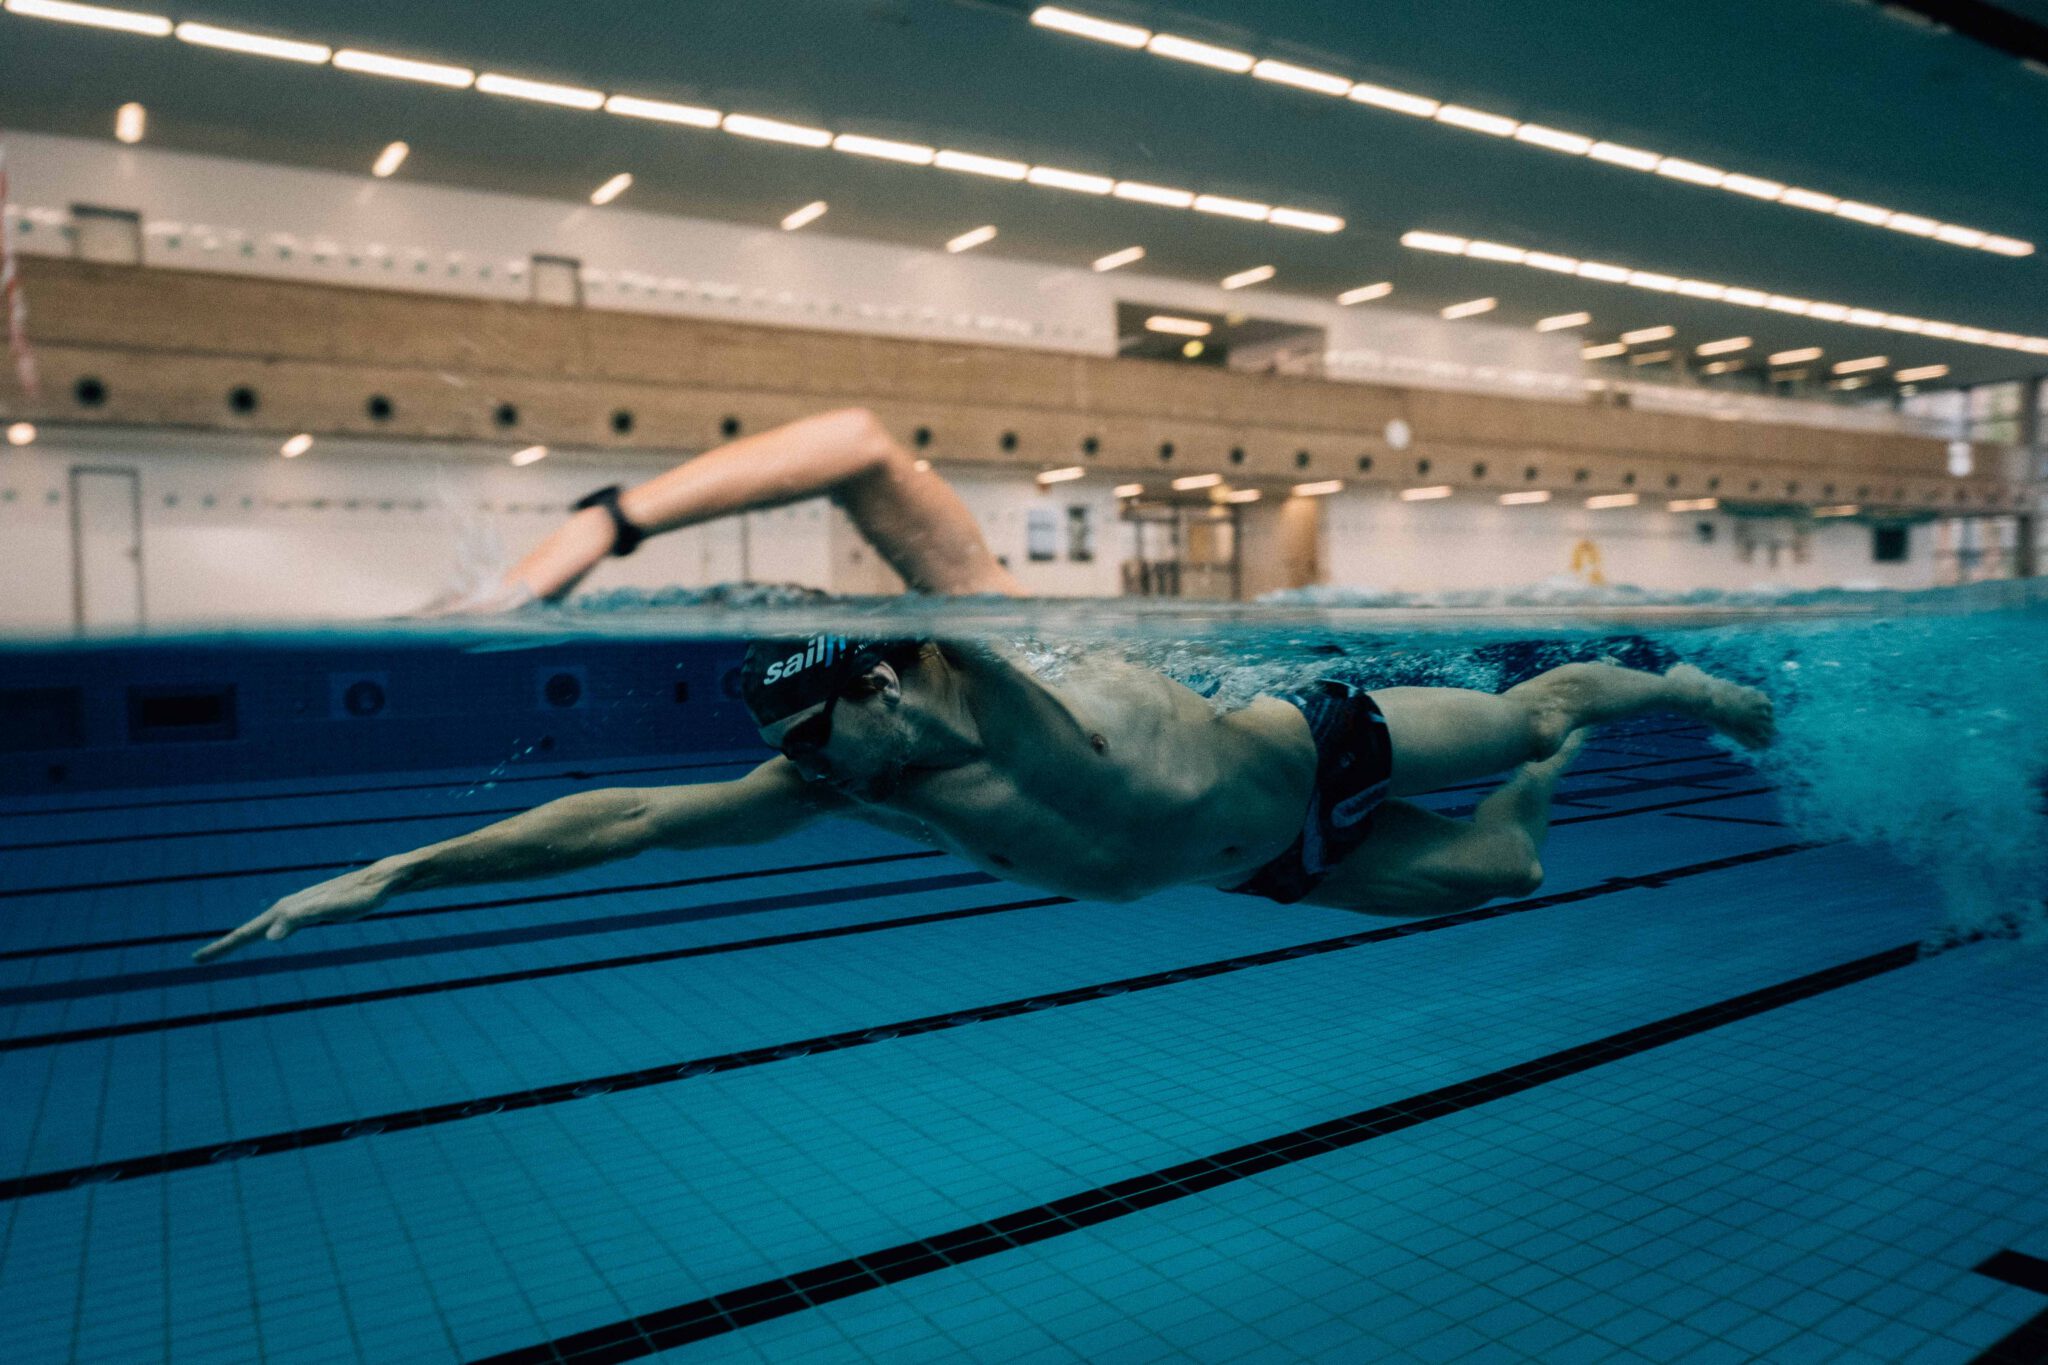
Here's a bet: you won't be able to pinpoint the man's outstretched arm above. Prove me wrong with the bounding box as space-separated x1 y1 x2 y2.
470 407 1023 606
193 760 830 962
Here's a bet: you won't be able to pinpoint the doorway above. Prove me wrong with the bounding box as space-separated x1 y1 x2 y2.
69 466 144 631
1120 501 1240 599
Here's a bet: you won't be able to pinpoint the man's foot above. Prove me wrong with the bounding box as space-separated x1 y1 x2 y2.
1668 663 1776 749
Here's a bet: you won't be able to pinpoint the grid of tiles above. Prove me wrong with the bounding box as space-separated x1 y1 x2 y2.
1 721 2042 1365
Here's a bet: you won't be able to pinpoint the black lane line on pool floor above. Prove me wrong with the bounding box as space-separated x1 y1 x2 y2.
0 840 1824 1203
2 892 1074 1053
0 757 761 823
1 821 1816 1048
468 937 1927 1365
3 752 1735 853
1970 1251 2048 1365
0 872 997 1009
2 745 1746 953
0 850 948 964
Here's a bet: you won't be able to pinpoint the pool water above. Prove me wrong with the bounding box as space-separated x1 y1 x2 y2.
2 597 2046 1364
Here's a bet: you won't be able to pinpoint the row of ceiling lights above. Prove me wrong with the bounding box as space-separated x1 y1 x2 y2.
1028 6 2034 258
5 0 1341 235
1399 230 2048 357
98 95 1990 389
87 89 2010 389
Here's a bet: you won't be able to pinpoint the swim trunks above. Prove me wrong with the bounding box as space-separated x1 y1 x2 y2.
1228 679 1394 904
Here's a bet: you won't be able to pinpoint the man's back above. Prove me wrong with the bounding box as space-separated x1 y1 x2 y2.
839 647 1320 901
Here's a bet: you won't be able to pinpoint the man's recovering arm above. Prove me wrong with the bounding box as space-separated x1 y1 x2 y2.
193 760 828 962
475 407 1024 605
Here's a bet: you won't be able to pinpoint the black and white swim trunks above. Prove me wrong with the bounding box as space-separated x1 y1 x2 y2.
1227 678 1395 904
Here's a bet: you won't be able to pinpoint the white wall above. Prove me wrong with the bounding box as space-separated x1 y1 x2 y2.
0 425 1951 634
1319 492 1936 595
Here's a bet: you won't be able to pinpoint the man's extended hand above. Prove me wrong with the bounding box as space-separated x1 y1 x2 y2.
193 866 394 963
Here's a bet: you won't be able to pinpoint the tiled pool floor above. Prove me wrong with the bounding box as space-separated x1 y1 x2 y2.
1 720 2044 1363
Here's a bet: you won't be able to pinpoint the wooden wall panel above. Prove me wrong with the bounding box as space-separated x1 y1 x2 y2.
4 258 2024 513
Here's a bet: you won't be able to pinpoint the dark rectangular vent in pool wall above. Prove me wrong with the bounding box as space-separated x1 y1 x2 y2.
126 686 238 743
0 688 86 753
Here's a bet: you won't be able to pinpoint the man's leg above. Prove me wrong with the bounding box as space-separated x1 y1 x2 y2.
1371 660 1773 799
1303 733 1585 917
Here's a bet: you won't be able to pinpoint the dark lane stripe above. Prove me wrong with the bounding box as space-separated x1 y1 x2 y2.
1969 1250 2048 1365
0 850 945 964
0 756 758 822
3 859 373 900
0 841 1822 1203
1664 811 1789 829
0 803 538 853
1552 786 1778 825
3 893 1071 1052
0 873 994 1007
469 939 1925 1365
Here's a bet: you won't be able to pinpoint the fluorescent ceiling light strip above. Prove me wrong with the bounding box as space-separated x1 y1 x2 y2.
1023 7 2030 255
1295 480 1343 496
1400 485 1451 500
1113 181 1194 207
114 101 145 142
371 141 408 177
1348 82 1437 117
1221 264 1275 289
1145 315 1211 336
1440 296 1496 319
947 225 997 253
833 134 935 164
1037 466 1085 483
723 113 832 146
1695 336 1750 355
174 21 328 62
1268 208 1343 232
935 149 1029 180
1251 58 1351 95
1027 165 1114 193
1586 493 1638 508
1894 364 1948 382
1113 483 1144 497
1619 325 1674 343
333 48 474 87
781 200 827 230
1769 347 1823 365
1225 489 1261 503
1338 282 1392 304
1435 104 1517 136
1147 32 1254 72
1193 194 1270 220
1535 311 1590 331
1581 342 1626 359
1669 498 1718 511
604 94 720 126
590 173 632 205
1400 228 2048 353
477 72 604 109
1092 245 1144 272
4 0 169 36
1029 6 1149 47
1499 490 1551 504
1172 473 1223 490
1831 355 1888 374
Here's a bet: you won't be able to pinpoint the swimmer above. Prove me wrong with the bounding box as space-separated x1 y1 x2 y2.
196 409 1773 961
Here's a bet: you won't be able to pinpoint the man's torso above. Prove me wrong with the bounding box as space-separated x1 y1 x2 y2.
858 649 1322 900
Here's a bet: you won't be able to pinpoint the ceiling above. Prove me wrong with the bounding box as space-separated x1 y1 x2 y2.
2 0 2045 391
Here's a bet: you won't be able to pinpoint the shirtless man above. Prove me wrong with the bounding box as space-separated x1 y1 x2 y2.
195 408 1773 962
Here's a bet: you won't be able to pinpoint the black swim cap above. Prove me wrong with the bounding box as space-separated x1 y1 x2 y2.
738 634 923 728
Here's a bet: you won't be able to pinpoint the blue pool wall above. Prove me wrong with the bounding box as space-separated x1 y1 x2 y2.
0 637 767 797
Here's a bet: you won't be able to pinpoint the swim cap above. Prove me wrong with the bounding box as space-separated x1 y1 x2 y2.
739 634 920 727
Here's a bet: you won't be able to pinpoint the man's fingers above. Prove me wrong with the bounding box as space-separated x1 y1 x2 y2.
192 911 276 964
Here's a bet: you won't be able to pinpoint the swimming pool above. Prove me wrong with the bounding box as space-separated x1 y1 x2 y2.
3 595 2046 1364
